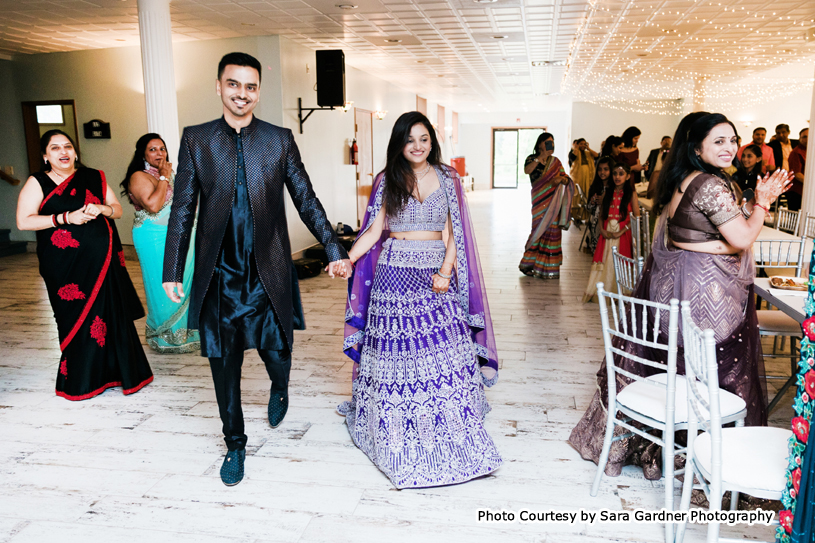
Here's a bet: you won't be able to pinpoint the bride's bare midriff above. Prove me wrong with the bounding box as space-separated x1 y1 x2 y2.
389 231 443 240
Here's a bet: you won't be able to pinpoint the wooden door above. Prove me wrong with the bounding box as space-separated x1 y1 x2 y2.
354 109 374 227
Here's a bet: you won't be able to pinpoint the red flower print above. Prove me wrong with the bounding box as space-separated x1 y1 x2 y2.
805 370 815 399
792 416 810 443
70 188 76 196
84 189 101 206
792 467 801 494
118 251 126 267
59 359 68 377
51 229 79 249
804 317 815 342
90 316 107 347
57 284 85 301
780 510 793 534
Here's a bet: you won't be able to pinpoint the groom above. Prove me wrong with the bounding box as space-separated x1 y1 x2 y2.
163 52 350 486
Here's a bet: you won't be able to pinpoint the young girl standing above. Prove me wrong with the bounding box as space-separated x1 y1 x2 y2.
585 156 614 255
583 162 640 302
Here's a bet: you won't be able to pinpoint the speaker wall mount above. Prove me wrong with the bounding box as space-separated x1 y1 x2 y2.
298 97 336 134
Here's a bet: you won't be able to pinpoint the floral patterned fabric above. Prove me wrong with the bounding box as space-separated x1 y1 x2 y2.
777 259 815 542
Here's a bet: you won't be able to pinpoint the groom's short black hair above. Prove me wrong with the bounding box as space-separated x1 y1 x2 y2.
218 52 262 83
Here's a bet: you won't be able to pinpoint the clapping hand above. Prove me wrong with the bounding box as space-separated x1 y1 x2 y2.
755 169 794 208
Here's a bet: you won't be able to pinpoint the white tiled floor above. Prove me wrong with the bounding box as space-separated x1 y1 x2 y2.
0 188 793 542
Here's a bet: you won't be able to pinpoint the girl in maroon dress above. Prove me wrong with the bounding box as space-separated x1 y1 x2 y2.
16 130 153 400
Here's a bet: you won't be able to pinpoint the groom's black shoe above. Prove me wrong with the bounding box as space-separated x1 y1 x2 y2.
268 390 288 428
220 449 245 486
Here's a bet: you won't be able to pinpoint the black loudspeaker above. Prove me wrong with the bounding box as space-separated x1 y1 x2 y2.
316 50 345 107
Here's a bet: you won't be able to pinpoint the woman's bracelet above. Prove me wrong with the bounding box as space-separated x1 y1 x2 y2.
63 212 70 225
436 269 453 280
755 203 770 214
51 214 58 228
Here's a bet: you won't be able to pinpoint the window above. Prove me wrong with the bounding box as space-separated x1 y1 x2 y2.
36 105 64 125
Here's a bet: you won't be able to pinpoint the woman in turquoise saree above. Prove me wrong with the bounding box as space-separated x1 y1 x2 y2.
122 134 200 353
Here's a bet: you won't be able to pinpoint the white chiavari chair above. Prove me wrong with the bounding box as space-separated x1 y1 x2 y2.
675 302 790 543
629 210 641 261
611 246 643 296
800 212 815 239
774 207 800 235
592 286 747 543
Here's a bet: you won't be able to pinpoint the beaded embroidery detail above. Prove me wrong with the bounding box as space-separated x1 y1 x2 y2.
389 187 448 232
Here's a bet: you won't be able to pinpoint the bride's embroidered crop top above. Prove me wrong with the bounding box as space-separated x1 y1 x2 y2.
389 185 449 232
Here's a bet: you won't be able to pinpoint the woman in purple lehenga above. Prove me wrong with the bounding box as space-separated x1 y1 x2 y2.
569 112 792 480
337 112 502 489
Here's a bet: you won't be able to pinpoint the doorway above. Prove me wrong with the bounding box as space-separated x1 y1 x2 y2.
21 100 80 176
354 108 374 228
492 128 546 188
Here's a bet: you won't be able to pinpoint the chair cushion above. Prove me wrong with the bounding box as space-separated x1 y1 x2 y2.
694 427 792 497
757 310 802 334
616 373 746 424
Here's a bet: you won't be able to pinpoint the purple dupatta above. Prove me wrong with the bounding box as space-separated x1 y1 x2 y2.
343 165 499 386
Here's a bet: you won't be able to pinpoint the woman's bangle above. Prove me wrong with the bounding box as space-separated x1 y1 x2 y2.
755 203 770 214
51 214 58 228
103 204 113 217
436 269 453 280
63 212 70 225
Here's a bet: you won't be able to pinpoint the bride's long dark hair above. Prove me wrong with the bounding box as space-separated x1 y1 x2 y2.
382 112 444 215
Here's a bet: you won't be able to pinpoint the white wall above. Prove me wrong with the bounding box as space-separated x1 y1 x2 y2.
277 37 416 250
711 86 813 143
571 102 682 160
457 108 572 190
0 60 28 237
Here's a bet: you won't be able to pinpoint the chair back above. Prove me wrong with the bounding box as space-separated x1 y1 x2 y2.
801 213 815 239
597 283 680 425
680 302 723 507
611 246 644 296
641 209 652 259
629 211 641 260
775 207 800 235
753 237 806 277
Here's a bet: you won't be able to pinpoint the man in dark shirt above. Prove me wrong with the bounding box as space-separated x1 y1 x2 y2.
163 53 350 486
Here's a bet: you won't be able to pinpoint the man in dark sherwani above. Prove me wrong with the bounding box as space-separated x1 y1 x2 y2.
163 52 350 486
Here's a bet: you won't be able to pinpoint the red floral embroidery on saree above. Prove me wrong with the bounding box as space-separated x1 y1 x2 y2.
70 188 76 196
780 510 793 534
90 316 107 347
85 189 101 206
792 416 810 443
59 359 68 377
58 284 86 301
118 251 126 267
51 229 79 249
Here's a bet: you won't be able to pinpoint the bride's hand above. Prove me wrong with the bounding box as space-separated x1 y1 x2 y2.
755 169 794 207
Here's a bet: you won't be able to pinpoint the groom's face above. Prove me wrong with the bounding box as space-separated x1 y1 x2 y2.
216 64 260 119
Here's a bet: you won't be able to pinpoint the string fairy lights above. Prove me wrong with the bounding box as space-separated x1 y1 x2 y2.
560 0 815 111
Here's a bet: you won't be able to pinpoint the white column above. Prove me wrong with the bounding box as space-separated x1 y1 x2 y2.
137 0 180 162
798 71 815 222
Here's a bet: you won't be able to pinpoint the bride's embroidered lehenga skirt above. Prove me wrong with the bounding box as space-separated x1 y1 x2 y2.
339 238 503 488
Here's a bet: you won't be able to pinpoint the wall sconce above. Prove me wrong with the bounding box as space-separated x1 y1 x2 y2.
741 120 753 128
374 110 387 120
342 101 354 112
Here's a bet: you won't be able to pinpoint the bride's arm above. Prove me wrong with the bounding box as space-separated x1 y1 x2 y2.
347 205 386 263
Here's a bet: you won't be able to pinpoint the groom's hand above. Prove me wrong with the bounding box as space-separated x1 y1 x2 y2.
326 259 353 279
162 281 185 303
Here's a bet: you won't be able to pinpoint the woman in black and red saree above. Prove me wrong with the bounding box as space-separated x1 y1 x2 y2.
16 130 153 401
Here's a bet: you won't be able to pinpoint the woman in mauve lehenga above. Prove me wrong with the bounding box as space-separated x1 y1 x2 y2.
569 112 791 479
338 112 502 489
519 132 575 279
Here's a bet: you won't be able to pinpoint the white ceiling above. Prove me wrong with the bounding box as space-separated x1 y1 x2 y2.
1 0 813 111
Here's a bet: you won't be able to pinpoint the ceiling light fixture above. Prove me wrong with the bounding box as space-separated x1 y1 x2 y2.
492 35 509 39
474 0 498 3
336 3 358 9
384 39 402 43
